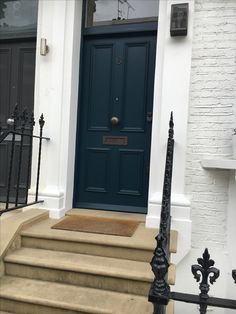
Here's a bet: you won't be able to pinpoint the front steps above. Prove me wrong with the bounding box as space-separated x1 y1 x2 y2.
0 276 154 314
0 210 177 314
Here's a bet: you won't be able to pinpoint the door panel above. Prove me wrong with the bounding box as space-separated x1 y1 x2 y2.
117 149 144 196
121 42 149 132
85 148 111 193
0 40 36 202
74 33 156 213
88 44 114 131
0 48 11 126
18 47 36 108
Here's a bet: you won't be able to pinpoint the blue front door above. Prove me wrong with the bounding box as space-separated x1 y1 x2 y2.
74 32 156 213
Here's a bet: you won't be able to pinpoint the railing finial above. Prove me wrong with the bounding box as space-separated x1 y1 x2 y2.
192 248 220 314
169 112 174 139
233 270 236 283
39 113 45 129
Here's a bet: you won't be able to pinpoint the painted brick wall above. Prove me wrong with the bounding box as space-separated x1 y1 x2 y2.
186 0 236 248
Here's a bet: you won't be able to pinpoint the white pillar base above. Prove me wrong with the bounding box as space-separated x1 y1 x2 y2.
28 187 68 219
146 193 192 264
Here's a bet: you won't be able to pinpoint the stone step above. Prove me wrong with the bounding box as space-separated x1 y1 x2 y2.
21 218 178 262
0 276 174 314
5 247 176 296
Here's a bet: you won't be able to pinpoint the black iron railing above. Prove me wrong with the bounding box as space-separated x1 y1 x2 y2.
148 113 236 314
0 106 49 216
149 112 174 314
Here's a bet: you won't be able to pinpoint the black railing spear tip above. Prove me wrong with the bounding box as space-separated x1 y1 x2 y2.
192 248 220 301
233 270 236 283
169 112 174 139
39 114 45 128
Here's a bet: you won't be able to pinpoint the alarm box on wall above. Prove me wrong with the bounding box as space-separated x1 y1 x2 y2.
170 3 189 37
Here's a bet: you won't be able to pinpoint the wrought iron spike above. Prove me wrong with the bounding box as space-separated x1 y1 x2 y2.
169 112 174 139
39 113 45 129
192 249 220 300
233 270 236 283
159 112 174 252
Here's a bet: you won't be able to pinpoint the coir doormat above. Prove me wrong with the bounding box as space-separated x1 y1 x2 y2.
51 215 139 237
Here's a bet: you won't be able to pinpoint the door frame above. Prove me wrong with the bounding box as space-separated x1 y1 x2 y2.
73 2 158 211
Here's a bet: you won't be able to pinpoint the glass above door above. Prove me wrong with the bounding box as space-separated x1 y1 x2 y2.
86 0 159 27
0 0 38 37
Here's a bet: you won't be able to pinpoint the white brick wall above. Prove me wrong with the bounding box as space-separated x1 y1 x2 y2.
186 0 236 248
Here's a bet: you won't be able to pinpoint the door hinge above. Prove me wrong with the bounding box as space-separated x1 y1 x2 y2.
147 112 153 122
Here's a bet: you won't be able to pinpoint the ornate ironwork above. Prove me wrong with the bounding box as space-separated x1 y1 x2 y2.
166 250 236 312
233 270 236 283
192 249 220 314
35 114 45 202
148 114 236 313
0 107 49 216
149 113 175 314
159 112 174 255
192 249 220 298
149 235 170 302
25 112 35 204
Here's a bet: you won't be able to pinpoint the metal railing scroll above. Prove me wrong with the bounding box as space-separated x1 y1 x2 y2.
148 113 236 314
0 105 49 216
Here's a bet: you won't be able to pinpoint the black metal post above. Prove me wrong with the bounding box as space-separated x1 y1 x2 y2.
159 112 174 258
149 113 175 314
35 114 45 202
147 115 236 313
149 235 170 313
233 270 236 283
25 112 35 204
6 105 18 209
15 109 27 206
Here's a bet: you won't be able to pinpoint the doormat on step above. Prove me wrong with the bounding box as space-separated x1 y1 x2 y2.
51 215 139 237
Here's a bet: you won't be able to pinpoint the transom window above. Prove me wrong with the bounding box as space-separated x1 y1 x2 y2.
0 0 38 35
86 0 159 27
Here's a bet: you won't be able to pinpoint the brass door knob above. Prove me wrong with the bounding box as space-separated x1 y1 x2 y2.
110 116 119 125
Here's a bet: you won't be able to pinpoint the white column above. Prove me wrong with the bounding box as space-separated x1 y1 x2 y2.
30 0 83 218
147 0 194 263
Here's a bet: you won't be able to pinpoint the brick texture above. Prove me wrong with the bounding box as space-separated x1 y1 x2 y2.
186 0 236 248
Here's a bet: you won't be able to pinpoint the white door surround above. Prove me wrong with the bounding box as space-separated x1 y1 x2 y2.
31 0 194 263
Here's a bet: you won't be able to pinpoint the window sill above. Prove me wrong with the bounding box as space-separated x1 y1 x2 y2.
201 158 236 170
